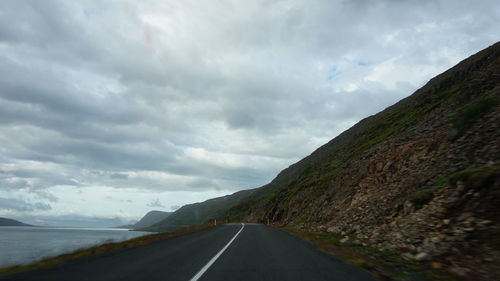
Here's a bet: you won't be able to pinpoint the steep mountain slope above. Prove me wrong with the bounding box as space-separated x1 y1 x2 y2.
0 217 32 226
222 42 500 280
142 189 256 232
132 211 171 229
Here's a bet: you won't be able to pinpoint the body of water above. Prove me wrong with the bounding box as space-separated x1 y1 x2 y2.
0 226 149 267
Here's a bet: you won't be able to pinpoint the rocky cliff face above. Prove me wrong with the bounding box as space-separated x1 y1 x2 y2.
226 42 500 280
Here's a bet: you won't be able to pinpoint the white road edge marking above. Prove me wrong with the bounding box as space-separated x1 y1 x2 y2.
189 223 245 281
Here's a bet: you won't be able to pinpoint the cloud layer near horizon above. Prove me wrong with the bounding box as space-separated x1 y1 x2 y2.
0 0 499 223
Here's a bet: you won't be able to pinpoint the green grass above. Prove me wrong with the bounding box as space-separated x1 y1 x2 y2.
340 86 460 168
489 228 500 250
450 94 500 139
407 186 440 205
434 164 500 191
405 164 499 205
447 164 500 189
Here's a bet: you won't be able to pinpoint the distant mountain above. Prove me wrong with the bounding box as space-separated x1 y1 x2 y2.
141 189 256 232
0 217 32 226
113 224 136 229
16 215 130 228
133 211 172 229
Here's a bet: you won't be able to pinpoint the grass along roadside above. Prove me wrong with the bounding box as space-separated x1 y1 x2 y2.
0 224 213 277
281 227 458 281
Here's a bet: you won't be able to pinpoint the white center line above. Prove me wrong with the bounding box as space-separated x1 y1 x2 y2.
189 223 245 281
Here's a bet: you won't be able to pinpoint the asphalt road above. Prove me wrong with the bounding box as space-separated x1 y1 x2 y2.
2 223 378 281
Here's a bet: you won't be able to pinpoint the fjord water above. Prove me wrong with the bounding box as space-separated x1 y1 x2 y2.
0 226 149 267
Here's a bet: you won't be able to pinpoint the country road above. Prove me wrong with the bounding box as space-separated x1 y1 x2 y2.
2 223 378 281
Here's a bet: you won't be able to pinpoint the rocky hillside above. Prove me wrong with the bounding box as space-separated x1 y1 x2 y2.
141 188 256 232
223 42 500 280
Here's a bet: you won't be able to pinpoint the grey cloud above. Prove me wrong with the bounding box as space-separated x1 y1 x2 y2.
0 160 79 192
110 173 129 180
0 0 498 218
29 189 59 203
0 197 51 212
147 199 164 208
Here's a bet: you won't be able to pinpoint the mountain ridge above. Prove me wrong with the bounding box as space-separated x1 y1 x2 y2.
0 217 32 227
132 210 171 229
141 189 256 232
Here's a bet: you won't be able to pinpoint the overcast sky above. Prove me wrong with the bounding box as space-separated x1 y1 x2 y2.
0 0 499 226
